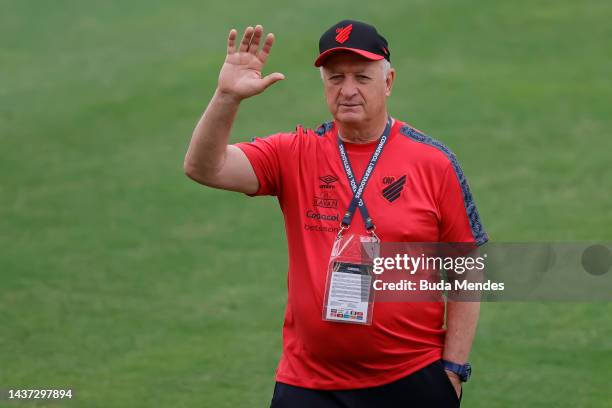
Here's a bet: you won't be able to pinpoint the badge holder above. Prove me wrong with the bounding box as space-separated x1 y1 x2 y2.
322 227 380 325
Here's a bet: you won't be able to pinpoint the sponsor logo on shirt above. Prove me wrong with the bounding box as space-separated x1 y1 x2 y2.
319 174 338 190
381 174 406 203
313 191 338 209
304 224 340 233
305 210 339 222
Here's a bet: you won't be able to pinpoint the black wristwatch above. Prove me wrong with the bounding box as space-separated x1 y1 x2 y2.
441 360 472 382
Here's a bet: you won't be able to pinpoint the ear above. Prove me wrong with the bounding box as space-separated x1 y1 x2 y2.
385 68 396 97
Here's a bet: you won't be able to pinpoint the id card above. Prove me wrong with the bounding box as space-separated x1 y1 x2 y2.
323 261 373 324
322 234 378 325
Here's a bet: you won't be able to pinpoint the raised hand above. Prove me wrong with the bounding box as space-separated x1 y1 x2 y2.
217 25 285 102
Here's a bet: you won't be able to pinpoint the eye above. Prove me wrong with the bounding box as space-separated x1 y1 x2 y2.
329 74 343 81
356 74 371 81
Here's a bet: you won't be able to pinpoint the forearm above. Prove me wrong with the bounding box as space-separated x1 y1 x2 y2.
443 300 480 363
184 90 241 181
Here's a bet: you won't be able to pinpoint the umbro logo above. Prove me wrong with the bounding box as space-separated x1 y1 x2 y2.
382 175 406 203
319 174 338 190
319 175 338 185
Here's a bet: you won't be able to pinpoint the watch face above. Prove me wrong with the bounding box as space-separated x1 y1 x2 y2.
464 364 472 381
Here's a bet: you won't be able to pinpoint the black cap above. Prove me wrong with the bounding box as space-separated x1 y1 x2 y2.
314 20 390 67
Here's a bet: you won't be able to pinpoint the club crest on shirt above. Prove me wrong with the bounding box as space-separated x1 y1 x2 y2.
381 175 406 203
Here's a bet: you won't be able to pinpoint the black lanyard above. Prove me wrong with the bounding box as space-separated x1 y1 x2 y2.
337 117 392 232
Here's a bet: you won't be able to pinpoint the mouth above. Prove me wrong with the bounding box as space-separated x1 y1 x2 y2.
339 103 361 108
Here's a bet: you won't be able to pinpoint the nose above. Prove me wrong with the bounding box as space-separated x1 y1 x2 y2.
339 77 359 100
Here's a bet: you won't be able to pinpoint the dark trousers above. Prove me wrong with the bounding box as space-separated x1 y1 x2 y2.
270 360 462 408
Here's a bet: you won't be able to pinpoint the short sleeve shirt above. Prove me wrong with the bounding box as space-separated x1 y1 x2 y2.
235 118 488 389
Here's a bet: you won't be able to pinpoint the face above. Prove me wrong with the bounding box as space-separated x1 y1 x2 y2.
321 52 395 125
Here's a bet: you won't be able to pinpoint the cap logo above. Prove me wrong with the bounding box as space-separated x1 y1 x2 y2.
335 24 353 44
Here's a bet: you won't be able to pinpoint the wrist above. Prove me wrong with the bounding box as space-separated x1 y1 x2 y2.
214 88 243 105
441 360 472 382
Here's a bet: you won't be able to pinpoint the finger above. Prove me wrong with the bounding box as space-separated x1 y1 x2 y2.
248 25 263 54
239 26 254 52
257 33 275 63
261 72 285 89
227 28 237 54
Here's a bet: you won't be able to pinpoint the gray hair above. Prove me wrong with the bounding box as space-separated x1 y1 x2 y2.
320 59 392 80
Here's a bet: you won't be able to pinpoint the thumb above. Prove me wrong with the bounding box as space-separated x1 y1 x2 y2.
261 72 285 89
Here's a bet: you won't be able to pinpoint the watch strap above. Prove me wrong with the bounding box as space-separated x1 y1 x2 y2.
441 360 471 382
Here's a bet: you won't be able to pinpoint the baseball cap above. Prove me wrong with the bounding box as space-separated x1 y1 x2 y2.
314 19 391 67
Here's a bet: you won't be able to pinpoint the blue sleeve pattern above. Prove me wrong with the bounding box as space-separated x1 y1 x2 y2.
314 121 334 137
400 125 489 246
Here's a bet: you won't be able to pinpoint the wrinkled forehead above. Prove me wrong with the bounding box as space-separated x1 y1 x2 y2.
320 51 382 73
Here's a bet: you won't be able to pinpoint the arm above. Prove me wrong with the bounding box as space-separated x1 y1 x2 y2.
444 302 480 365
184 91 255 193
184 25 285 194
437 160 485 397
443 300 480 396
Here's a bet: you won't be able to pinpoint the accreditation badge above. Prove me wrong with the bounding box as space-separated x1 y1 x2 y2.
322 234 379 325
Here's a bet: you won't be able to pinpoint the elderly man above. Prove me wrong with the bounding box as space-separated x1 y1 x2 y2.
184 20 488 408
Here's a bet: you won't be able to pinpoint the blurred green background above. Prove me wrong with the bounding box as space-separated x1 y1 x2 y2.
1 0 611 407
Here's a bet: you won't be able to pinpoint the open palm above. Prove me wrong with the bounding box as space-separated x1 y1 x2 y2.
217 25 285 101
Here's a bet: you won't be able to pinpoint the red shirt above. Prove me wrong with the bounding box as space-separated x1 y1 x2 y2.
235 118 488 389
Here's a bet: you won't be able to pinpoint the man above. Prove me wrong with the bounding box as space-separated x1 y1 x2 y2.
184 20 488 407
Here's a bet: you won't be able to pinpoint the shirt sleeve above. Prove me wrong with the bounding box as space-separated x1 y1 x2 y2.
234 132 295 197
437 160 489 246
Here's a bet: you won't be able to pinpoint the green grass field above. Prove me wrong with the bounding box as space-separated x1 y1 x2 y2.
1 1 611 407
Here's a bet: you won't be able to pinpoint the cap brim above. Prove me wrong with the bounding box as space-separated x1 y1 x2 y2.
314 47 384 67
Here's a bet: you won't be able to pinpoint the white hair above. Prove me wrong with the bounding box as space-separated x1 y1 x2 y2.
380 59 392 77
320 59 392 80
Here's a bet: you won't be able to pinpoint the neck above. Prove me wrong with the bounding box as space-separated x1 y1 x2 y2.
337 114 392 144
